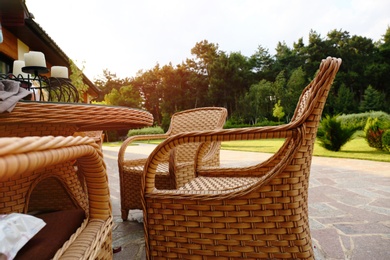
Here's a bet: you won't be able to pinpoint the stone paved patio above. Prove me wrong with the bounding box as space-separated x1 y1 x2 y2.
103 144 390 260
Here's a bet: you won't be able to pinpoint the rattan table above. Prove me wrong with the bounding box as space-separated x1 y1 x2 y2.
0 102 153 259
0 101 154 137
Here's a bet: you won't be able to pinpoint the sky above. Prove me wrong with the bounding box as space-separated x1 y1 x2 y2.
26 0 390 81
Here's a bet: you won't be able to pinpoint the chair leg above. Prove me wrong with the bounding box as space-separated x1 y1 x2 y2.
121 209 129 221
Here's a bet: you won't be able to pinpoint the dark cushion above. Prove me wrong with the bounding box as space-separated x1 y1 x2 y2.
15 209 85 260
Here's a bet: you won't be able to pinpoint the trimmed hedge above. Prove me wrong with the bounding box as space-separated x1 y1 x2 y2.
127 126 164 137
338 111 390 130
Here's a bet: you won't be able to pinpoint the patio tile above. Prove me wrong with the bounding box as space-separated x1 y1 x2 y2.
102 145 390 260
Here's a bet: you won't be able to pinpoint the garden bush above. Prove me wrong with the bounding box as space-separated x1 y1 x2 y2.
338 111 390 130
127 126 164 137
317 115 357 151
363 117 390 150
382 130 390 152
224 118 281 129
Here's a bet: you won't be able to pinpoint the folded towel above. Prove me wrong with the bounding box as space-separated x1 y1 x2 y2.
0 80 32 113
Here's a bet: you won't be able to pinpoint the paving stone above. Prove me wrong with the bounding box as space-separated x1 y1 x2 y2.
309 217 326 230
102 145 390 260
360 204 390 216
351 235 390 260
328 201 390 223
334 222 390 235
369 197 390 207
309 202 347 218
339 235 353 256
311 229 345 259
316 177 338 185
327 190 373 207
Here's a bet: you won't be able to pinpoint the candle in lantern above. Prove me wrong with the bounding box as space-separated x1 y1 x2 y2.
24 51 46 67
13 60 29 78
51 66 69 78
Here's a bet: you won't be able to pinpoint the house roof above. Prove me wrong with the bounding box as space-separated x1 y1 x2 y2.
0 0 101 99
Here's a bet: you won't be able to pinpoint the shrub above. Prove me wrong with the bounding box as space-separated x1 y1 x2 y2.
338 111 390 130
224 118 281 129
127 126 164 137
317 115 357 151
363 117 390 150
382 130 390 152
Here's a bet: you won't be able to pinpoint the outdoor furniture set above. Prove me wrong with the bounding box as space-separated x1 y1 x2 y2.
1 56 341 259
0 101 153 259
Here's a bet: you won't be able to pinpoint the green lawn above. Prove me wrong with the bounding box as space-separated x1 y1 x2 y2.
104 131 390 163
221 137 390 162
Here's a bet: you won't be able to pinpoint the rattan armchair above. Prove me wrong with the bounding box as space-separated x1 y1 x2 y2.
141 57 342 259
0 136 112 259
118 107 228 220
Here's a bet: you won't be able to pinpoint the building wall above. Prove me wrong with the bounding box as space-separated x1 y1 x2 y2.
17 39 29 60
0 27 18 61
0 27 55 77
0 27 98 103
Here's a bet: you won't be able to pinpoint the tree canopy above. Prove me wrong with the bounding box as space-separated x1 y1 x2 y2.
95 27 390 126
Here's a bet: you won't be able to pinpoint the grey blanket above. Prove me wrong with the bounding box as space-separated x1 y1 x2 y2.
0 80 31 113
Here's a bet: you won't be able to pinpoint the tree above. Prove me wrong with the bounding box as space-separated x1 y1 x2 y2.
333 83 357 114
359 85 386 112
375 26 390 112
285 66 306 117
249 45 274 82
208 51 251 115
104 84 142 108
190 40 219 77
273 100 285 122
240 80 274 124
273 41 301 77
93 70 135 103
159 63 196 119
92 27 390 125
185 40 220 107
301 30 325 71
132 65 163 125
69 59 89 101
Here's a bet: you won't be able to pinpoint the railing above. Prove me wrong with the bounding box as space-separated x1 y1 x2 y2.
1 73 80 102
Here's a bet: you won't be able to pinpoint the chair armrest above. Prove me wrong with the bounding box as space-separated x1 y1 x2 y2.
118 133 169 170
142 124 305 199
0 136 112 259
0 135 110 220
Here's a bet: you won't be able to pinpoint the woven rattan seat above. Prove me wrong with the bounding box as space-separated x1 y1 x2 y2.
141 57 342 259
0 136 112 259
118 107 227 220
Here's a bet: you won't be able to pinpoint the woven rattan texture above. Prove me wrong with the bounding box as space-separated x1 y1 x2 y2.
0 101 153 131
0 136 113 259
118 107 228 220
0 123 77 137
141 57 342 259
28 176 82 212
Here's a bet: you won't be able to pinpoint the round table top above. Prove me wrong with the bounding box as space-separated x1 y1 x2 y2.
0 101 154 131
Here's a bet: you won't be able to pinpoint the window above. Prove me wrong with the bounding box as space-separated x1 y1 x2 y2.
0 53 12 74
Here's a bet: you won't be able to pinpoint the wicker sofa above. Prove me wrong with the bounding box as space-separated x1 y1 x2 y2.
0 136 112 259
141 57 342 259
118 107 227 220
